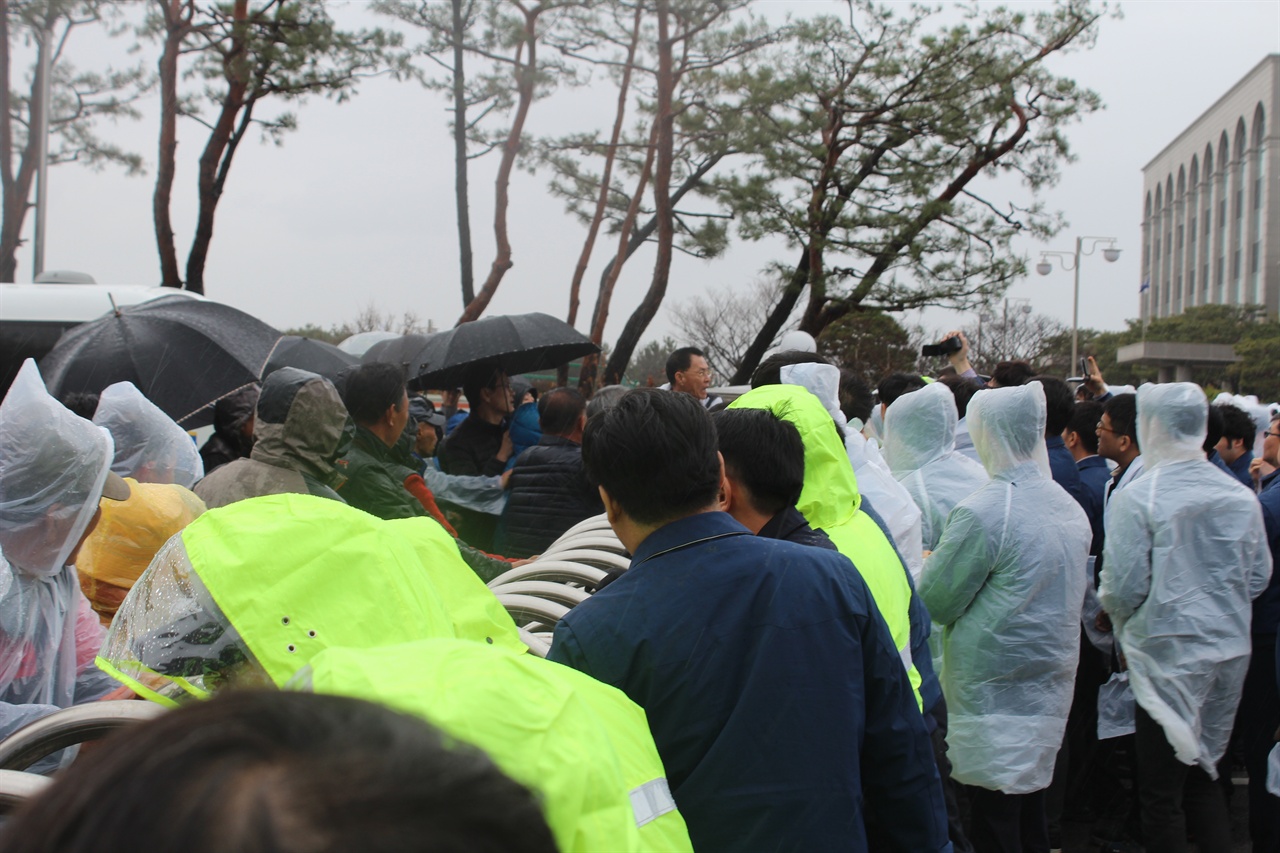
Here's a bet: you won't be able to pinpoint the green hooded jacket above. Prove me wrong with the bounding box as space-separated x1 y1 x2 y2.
730 384 922 707
96 493 524 704
303 640 693 853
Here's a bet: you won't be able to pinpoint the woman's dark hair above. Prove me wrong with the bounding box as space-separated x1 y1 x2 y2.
582 388 721 525
0 691 556 853
837 370 874 424
876 373 927 408
713 409 805 515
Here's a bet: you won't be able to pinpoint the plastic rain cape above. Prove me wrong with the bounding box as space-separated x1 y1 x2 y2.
883 382 989 552
919 382 1090 793
1099 382 1272 774
97 493 524 705
93 381 204 489
298 640 693 853
0 360 117 744
781 363 926 579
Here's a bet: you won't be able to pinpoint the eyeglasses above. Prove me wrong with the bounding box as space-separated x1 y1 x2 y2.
684 368 713 378
1265 431 1280 439
1096 421 1117 434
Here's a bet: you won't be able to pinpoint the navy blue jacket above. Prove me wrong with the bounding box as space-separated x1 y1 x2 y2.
1077 455 1110 557
548 512 950 853
1226 449 1255 488
1253 470 1280 635
1047 435 1087 509
756 506 837 550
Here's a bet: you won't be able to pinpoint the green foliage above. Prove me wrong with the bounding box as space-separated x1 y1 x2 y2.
622 335 677 387
817 310 918 388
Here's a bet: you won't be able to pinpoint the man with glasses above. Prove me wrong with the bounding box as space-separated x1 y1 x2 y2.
1096 393 1142 519
665 347 721 410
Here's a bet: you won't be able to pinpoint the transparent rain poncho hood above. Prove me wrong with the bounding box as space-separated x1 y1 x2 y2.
884 383 989 552
780 363 924 574
967 382 1052 481
97 493 524 705
0 359 112 577
93 381 204 489
298 640 693 853
918 380 1090 793
1099 382 1272 774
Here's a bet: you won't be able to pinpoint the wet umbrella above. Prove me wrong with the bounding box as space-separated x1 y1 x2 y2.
360 334 436 374
39 295 280 428
262 336 358 381
337 330 399 357
411 313 599 390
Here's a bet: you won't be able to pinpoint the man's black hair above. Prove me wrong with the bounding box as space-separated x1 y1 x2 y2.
340 362 407 427
838 370 875 424
713 409 805 516
60 392 100 420
991 361 1035 388
1103 393 1138 444
749 351 830 389
0 690 558 853
1067 400 1102 456
937 374 977 420
665 347 706 386
876 373 927 408
1216 403 1257 446
539 387 586 436
461 362 504 407
1204 403 1225 454
1032 376 1075 437
581 388 721 526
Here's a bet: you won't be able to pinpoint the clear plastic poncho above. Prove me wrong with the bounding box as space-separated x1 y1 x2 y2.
0 359 112 577
919 382 1090 793
93 381 204 489
1099 382 1272 775
883 382 989 552
0 360 118 747
779 363 925 578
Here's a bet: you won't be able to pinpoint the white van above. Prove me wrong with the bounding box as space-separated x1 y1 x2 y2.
0 279 196 393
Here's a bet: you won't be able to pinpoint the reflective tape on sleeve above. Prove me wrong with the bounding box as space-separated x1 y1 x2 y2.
630 777 677 827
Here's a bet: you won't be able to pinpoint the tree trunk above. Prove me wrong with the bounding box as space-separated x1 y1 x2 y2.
456 5 541 325
728 250 810 384
183 0 249 295
602 0 674 386
0 0 37 283
153 0 187 289
576 118 657 392
566 3 641 332
452 0 474 307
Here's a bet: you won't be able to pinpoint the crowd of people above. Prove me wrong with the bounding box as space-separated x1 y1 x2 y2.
0 330 1277 853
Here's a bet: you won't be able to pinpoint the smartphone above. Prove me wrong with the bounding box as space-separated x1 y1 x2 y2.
1079 357 1089 377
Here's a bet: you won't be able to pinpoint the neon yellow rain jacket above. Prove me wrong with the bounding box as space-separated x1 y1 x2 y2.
97 493 524 703
730 384 922 707
305 640 693 853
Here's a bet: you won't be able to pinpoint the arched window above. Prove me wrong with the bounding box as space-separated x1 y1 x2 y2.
1249 103 1265 304
1216 132 1230 302
1143 192 1154 318
1233 119 1247 302
1202 146 1213 302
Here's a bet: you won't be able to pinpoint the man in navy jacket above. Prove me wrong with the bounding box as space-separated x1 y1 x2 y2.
548 389 950 853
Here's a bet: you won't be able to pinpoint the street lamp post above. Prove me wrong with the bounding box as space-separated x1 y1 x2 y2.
1036 236 1121 369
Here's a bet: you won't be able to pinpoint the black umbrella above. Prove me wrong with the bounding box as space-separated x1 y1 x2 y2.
39 295 280 428
263 335 358 381
410 313 599 390
360 333 436 374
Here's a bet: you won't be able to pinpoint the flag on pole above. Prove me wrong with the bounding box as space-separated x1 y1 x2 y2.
1139 278 1150 293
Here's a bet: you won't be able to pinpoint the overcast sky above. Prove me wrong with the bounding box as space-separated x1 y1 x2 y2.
9 0 1280 351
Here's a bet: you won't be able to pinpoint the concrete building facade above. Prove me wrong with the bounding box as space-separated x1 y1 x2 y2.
1141 55 1280 322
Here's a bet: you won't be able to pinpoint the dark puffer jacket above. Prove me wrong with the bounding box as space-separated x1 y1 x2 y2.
494 435 603 558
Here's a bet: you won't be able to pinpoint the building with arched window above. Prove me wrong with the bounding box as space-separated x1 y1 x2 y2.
1141 55 1278 322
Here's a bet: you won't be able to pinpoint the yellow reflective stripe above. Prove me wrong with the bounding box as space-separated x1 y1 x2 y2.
629 777 677 827
94 655 207 707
